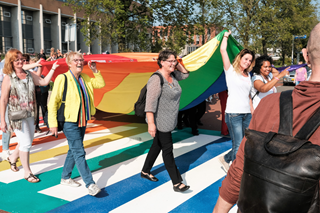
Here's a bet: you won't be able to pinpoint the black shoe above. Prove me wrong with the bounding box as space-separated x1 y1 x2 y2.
192 130 199 136
141 172 159 182
35 127 42 133
173 183 190 192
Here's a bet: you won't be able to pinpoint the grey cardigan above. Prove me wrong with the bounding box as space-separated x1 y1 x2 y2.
145 70 189 132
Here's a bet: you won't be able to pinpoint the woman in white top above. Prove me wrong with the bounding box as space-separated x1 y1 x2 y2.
251 55 289 109
219 30 255 172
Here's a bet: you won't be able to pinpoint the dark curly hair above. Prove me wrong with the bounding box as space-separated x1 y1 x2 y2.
252 55 273 75
157 49 177 68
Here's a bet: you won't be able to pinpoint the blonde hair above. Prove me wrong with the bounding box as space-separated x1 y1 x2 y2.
66 51 83 67
3 49 22 75
232 48 255 74
50 47 55 57
30 57 39 63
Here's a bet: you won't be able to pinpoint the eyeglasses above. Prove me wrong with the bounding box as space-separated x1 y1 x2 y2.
73 59 84 63
14 58 26 62
165 60 177 64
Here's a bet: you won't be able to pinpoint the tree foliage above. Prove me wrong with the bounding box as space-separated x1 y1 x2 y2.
65 0 207 54
211 0 318 65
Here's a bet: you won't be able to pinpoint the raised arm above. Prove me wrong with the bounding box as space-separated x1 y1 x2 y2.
30 61 59 86
271 67 279 77
87 61 106 89
220 30 232 71
22 61 41 71
173 63 189 81
0 76 11 133
254 67 289 93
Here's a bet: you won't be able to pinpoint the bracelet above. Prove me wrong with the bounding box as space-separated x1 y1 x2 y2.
223 36 229 38
274 77 279 81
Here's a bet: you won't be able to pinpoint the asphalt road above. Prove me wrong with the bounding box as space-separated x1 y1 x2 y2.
276 78 295 93
276 84 295 93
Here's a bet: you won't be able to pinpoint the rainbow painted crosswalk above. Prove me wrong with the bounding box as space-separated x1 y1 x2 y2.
0 120 238 213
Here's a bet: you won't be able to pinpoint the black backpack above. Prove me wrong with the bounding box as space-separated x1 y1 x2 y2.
238 90 320 213
134 72 164 117
44 74 67 132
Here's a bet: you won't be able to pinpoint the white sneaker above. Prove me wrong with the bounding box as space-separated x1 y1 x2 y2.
60 178 81 187
219 155 230 173
2 150 11 161
88 184 101 196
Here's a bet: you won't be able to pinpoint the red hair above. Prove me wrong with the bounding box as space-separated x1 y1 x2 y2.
3 49 22 75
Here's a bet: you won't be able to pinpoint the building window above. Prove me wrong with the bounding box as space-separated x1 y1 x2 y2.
21 10 34 53
43 14 52 54
61 17 68 52
77 21 81 51
0 6 12 53
62 43 67 53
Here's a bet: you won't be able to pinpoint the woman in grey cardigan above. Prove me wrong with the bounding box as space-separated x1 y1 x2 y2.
141 49 190 192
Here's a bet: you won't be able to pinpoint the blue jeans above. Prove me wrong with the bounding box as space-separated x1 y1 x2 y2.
61 122 94 188
224 113 252 163
295 81 301 86
1 106 11 150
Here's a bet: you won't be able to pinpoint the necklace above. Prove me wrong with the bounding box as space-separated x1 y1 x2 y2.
168 82 174 88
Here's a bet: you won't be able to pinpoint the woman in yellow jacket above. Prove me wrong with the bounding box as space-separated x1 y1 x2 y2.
48 51 105 196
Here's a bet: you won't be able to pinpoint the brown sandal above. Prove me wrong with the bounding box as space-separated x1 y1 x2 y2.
7 157 19 172
24 173 40 183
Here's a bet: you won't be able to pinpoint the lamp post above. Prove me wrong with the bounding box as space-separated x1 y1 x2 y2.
291 34 307 64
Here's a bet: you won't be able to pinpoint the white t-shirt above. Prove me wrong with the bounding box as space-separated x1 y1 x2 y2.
251 73 277 109
225 65 252 113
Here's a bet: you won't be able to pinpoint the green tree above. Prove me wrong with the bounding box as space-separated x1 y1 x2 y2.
65 0 202 54
65 0 152 52
192 0 223 44
210 0 318 65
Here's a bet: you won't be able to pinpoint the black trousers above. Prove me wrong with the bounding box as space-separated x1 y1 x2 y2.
142 130 182 185
35 88 48 128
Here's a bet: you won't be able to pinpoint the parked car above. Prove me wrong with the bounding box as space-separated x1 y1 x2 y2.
283 70 295 86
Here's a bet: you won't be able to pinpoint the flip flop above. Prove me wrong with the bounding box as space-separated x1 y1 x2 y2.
7 157 19 172
24 173 40 183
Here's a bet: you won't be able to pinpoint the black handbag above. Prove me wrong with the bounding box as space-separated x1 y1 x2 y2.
238 90 320 213
44 74 67 132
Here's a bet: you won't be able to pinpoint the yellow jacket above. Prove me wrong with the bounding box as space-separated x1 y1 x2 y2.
48 70 106 128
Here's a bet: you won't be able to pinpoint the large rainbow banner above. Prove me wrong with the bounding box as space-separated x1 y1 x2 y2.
41 30 243 114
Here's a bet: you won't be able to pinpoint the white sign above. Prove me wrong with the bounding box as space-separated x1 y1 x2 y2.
64 24 69 42
70 24 76 42
65 24 76 42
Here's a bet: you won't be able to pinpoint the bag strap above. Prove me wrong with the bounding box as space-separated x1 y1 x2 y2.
278 89 320 140
62 74 67 103
251 91 259 100
278 90 293 136
295 106 320 140
151 72 164 87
